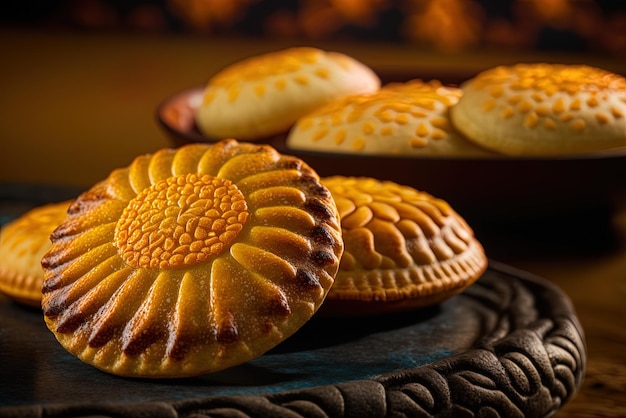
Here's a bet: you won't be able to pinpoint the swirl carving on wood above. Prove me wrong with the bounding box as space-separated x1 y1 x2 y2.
3 261 585 418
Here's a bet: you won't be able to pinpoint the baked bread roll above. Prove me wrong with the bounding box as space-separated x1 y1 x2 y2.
449 63 626 156
286 79 493 157
41 139 343 378
320 176 487 316
0 200 72 307
195 47 380 141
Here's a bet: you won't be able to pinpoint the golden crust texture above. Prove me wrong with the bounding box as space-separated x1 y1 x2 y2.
320 176 487 316
449 63 626 156
286 79 493 157
195 47 381 141
0 200 72 307
41 139 343 378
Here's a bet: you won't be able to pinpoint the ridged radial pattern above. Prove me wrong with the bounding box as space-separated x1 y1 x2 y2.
320 176 487 316
41 139 343 378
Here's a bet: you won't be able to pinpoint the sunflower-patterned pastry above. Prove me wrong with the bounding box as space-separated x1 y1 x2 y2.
41 139 343 378
320 176 487 316
0 200 72 307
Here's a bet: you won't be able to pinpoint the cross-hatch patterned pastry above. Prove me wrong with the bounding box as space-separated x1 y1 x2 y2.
286 79 493 156
0 200 72 307
40 139 343 378
449 63 626 156
195 47 380 141
319 176 487 317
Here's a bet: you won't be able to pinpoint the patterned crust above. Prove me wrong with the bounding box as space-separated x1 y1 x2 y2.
320 176 487 316
0 200 72 307
2 261 586 417
195 47 380 141
449 63 626 156
286 79 492 157
40 139 343 378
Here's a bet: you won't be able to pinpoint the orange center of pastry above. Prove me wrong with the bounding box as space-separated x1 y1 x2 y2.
114 173 249 269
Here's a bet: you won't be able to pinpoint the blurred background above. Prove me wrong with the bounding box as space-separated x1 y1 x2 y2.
1 0 625 191
2 0 626 55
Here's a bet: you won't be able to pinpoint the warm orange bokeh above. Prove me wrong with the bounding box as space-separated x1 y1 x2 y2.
37 0 626 55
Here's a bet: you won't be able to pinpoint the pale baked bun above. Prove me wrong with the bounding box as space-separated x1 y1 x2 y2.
41 139 343 378
286 79 493 157
319 176 487 317
195 47 381 141
449 63 626 156
0 200 72 307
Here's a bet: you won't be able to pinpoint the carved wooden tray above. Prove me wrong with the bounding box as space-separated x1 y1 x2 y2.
0 258 585 417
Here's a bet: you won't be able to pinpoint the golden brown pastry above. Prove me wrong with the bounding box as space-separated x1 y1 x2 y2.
41 139 343 378
195 47 381 141
286 79 493 157
0 200 72 307
449 63 626 156
319 176 487 316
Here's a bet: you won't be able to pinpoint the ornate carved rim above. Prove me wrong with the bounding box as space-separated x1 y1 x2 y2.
1 260 586 418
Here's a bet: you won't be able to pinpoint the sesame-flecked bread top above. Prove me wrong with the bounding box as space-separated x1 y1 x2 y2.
319 176 487 317
286 79 492 157
449 63 626 156
195 47 381 141
40 139 343 378
0 200 72 307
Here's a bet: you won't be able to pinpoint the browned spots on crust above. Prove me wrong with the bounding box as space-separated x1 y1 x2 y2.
66 186 109 216
41 296 68 317
310 225 335 246
279 158 304 171
40 251 63 272
87 324 115 348
305 198 335 221
295 268 320 289
122 328 164 356
54 306 90 333
216 314 239 344
265 295 291 317
311 250 335 267
301 177 331 199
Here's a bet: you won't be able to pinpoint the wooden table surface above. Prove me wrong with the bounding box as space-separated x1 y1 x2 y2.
1 28 625 417
488 202 626 418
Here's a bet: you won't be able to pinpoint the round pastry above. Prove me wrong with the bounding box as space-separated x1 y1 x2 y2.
195 47 381 141
40 139 343 378
0 200 72 307
319 176 487 317
449 63 626 156
286 79 493 157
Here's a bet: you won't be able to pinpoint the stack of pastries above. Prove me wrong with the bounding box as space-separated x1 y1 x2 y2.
2 46 623 379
